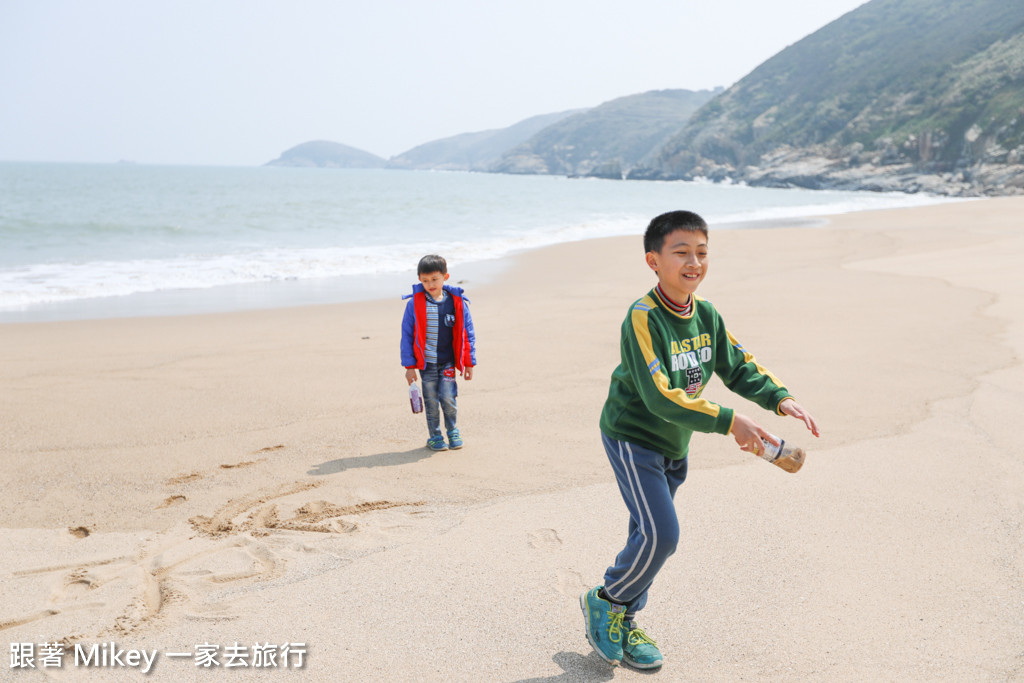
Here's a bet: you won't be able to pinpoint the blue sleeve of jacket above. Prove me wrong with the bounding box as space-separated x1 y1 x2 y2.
400 299 416 367
463 299 477 365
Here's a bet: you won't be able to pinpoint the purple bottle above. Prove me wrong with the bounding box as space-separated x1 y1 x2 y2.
409 382 423 414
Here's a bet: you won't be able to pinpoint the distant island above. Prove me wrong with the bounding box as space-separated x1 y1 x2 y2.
266 141 387 169
266 0 1024 197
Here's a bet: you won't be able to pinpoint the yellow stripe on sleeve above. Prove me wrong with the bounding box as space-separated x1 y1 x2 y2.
725 329 786 388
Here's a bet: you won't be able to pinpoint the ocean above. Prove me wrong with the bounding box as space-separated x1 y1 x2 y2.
0 162 959 322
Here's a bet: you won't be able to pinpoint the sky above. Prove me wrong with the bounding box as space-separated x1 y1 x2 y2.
0 0 868 167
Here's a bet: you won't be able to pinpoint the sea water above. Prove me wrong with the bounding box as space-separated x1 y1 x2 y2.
0 162 958 322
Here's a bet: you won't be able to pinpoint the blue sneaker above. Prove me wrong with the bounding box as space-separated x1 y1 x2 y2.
623 623 663 669
447 428 463 450
580 586 625 666
426 436 448 451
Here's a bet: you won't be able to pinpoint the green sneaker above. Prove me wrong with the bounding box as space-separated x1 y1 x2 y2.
580 586 625 666
446 428 463 450
623 624 663 669
426 435 448 451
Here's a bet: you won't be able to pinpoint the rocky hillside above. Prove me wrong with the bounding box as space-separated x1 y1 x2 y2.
387 110 581 171
265 141 386 168
492 89 718 178
635 0 1024 195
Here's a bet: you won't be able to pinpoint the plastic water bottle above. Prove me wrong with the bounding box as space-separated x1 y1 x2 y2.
409 382 423 414
759 434 805 473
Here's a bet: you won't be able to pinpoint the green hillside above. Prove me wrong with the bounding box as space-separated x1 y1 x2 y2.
643 0 1024 192
387 110 581 171
493 89 718 178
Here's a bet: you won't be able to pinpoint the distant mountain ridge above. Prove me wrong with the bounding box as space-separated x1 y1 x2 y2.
388 110 582 171
266 89 715 179
267 0 1024 196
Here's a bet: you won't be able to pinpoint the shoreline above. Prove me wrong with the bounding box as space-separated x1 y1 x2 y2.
0 206 959 325
0 258 512 325
2 196 1022 680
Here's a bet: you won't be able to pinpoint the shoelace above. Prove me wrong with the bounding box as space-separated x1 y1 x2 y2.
605 609 625 644
627 627 657 647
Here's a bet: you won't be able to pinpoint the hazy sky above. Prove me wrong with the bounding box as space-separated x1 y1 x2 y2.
1 0 868 167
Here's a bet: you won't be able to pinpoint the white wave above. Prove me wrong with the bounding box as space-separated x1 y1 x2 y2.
705 191 966 225
0 185 964 310
0 224 634 308
0 247 413 308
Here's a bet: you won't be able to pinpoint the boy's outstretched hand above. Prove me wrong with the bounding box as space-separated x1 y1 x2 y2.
730 413 777 455
463 366 474 380
730 398 820 456
405 368 417 385
779 397 820 438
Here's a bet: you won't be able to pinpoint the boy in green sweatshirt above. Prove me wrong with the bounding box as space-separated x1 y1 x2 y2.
581 210 820 670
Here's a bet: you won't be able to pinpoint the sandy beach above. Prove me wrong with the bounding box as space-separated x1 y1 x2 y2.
2 197 1023 681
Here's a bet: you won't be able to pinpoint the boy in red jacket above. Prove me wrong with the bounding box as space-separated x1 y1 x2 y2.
400 255 477 451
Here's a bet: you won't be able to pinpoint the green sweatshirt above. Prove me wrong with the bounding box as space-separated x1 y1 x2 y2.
599 287 792 459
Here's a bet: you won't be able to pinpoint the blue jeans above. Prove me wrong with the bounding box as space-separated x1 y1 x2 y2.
420 362 458 437
601 432 688 618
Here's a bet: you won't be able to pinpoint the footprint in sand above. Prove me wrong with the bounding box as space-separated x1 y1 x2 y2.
158 495 186 509
163 459 265 504
556 568 589 596
219 459 262 469
528 528 563 550
166 472 204 486
59 569 96 598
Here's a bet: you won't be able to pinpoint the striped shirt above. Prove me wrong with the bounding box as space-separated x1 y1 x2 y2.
424 291 445 364
655 284 692 316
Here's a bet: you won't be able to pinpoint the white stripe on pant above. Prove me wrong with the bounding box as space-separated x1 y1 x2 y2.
601 432 688 615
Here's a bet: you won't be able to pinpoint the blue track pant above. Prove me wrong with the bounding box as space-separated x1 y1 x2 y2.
601 432 688 617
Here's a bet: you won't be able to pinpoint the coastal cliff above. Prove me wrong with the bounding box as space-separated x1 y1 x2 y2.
491 89 718 179
633 0 1024 196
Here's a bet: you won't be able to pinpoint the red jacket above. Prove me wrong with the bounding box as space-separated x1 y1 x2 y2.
400 284 476 371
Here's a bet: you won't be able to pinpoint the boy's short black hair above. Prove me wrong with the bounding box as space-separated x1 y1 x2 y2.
417 254 448 276
643 211 708 253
